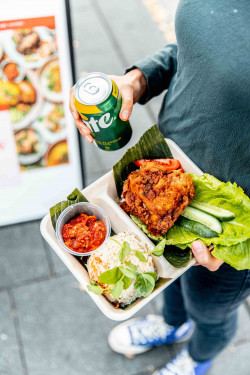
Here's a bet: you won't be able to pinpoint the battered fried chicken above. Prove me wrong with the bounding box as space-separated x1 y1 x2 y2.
121 161 195 237
18 81 36 104
15 30 40 55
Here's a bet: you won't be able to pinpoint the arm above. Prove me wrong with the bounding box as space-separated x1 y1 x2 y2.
126 43 178 104
69 44 177 142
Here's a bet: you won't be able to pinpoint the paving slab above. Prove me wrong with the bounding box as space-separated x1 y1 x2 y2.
246 295 250 309
232 304 250 344
41 238 69 275
0 221 50 290
13 274 163 375
0 291 23 375
71 0 122 77
210 342 250 375
94 0 166 66
124 345 175 375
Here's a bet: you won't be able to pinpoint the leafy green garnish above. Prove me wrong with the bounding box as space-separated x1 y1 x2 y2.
56 105 64 116
151 239 166 256
123 277 132 290
118 241 131 262
87 280 103 295
88 238 159 300
98 267 122 284
130 215 165 241
110 280 124 299
119 262 138 279
134 273 156 297
144 272 157 281
135 251 147 263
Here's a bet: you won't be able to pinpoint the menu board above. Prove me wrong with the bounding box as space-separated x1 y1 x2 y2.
0 0 83 226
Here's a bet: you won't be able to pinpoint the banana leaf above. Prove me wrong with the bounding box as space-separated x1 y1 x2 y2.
50 188 88 229
50 188 116 236
113 124 172 197
164 246 193 268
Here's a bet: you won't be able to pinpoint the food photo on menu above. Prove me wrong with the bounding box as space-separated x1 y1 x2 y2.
0 20 69 171
0 1 249 375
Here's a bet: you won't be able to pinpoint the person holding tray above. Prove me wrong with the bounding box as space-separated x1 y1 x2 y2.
69 0 250 374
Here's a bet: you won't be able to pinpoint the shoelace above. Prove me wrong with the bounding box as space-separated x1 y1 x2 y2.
128 316 175 346
157 349 197 375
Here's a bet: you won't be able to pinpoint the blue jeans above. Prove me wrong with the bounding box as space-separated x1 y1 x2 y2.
163 263 250 362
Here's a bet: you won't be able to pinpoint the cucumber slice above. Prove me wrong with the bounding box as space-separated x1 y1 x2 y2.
178 217 219 238
181 206 223 234
189 202 235 221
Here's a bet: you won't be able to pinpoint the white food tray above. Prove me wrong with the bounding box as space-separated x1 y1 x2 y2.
40 139 203 321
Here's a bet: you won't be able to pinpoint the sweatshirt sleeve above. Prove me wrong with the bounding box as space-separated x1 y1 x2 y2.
126 43 178 104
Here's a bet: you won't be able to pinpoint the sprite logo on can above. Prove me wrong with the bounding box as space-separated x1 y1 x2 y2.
73 72 132 151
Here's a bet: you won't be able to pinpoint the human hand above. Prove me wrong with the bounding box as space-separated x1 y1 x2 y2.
69 69 147 144
191 240 223 271
69 85 93 143
109 68 147 121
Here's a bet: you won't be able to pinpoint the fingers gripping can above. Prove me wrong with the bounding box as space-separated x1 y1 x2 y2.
74 72 132 151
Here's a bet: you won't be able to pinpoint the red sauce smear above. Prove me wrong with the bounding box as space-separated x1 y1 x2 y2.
62 213 106 253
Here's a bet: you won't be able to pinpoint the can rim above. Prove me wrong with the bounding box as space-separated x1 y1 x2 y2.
74 72 112 106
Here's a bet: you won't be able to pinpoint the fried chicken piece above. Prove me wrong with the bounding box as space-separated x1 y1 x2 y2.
18 81 36 104
13 29 33 44
16 31 40 55
121 161 195 237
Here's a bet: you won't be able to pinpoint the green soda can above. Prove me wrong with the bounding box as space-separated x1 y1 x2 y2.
73 72 132 151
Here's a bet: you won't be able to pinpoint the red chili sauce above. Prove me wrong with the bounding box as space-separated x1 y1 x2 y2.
62 213 106 253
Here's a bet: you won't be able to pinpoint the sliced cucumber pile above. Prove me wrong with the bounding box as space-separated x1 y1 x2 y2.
189 201 235 221
178 217 219 238
181 206 223 234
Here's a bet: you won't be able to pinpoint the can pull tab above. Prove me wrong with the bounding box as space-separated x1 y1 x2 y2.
83 82 99 95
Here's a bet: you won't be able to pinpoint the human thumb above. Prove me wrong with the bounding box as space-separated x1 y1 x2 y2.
119 86 134 121
191 240 223 271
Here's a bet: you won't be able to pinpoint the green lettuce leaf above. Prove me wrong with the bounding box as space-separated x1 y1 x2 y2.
130 215 165 241
212 239 250 271
131 174 250 270
190 174 250 246
130 215 192 267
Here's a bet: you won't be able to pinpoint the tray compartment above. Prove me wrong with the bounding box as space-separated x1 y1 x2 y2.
40 139 202 320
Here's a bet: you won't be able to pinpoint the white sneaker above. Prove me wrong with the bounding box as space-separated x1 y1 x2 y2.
153 348 212 375
108 315 194 356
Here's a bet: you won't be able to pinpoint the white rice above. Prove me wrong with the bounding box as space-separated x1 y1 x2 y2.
87 231 156 306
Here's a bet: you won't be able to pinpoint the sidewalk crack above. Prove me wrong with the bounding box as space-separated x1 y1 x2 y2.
7 289 29 375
